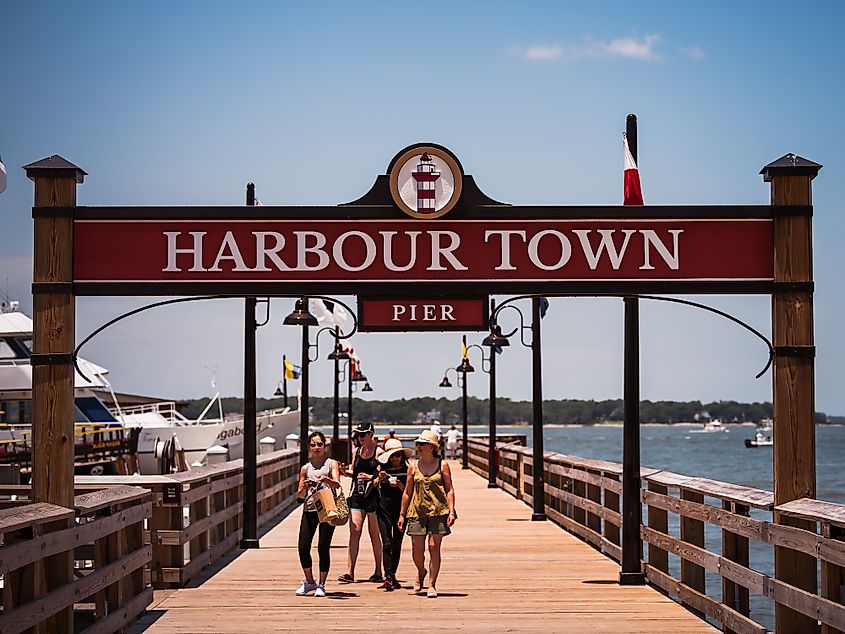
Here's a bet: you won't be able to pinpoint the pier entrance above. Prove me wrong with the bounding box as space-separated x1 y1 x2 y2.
21 132 825 632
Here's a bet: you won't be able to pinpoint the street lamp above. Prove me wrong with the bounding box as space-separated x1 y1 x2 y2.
438 365 468 468
487 297 547 521
341 360 371 462
283 297 358 465
327 333 350 460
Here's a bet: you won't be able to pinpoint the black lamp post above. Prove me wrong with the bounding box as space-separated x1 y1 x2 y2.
482 301 509 489
327 329 350 460
283 297 358 466
486 296 547 521
345 361 369 462
455 354 474 469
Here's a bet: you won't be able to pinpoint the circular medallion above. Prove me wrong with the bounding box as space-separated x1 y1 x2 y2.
389 146 463 219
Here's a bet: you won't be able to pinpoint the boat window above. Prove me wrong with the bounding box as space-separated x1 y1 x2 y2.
18 338 32 352
0 400 31 424
75 396 118 423
0 340 16 359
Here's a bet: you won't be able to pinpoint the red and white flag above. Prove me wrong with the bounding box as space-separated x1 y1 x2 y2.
623 133 643 206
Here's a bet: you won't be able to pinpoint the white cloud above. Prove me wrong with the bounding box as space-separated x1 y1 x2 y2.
523 44 563 61
681 45 705 60
521 35 662 62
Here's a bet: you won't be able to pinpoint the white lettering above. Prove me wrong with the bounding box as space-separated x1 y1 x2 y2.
333 231 377 272
209 231 250 272
639 229 683 270
163 231 208 272
410 305 417 320
381 231 420 272
294 231 329 271
484 230 527 271
573 229 636 270
253 232 291 271
392 305 406 322
441 305 455 321
428 231 467 271
527 230 572 271
423 305 436 321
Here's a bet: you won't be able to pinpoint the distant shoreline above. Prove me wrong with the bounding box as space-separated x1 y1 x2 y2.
367 421 843 429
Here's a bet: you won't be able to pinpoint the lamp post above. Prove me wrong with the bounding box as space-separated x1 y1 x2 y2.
283 297 358 465
344 360 369 462
486 296 546 521
327 329 350 460
482 301 509 488
441 345 480 470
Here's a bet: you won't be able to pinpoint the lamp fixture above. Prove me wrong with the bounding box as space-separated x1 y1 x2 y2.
283 298 318 326
439 376 453 388
456 357 475 373
482 323 510 348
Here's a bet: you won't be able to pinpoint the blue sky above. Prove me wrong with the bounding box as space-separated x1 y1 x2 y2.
2 2 844 415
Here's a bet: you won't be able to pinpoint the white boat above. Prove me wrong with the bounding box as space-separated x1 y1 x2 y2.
119 398 300 473
745 422 773 448
0 303 300 475
690 419 729 433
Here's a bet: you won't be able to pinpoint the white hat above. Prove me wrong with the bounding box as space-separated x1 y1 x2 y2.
378 438 412 464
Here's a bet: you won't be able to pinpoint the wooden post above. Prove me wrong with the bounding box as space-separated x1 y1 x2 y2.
761 153 822 634
680 488 706 613
646 482 669 573
722 501 751 632
25 155 86 633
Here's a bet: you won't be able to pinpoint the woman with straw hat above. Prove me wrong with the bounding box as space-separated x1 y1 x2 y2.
398 429 457 598
375 438 412 591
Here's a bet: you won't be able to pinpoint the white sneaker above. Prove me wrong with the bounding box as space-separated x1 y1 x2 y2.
314 584 326 597
295 580 318 596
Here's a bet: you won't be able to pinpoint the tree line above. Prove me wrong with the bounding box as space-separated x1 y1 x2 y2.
180 396 837 425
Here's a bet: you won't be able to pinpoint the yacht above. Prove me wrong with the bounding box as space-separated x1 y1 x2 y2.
0 303 300 475
745 419 773 448
690 419 729 433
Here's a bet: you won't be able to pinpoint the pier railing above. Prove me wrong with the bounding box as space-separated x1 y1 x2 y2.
0 485 152 633
467 437 845 634
1 448 300 595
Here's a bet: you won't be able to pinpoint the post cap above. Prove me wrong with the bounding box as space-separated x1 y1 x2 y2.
760 153 822 182
23 155 87 183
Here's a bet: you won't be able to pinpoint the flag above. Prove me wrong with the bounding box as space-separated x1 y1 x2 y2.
538 297 549 319
0 156 6 194
284 358 301 380
461 335 468 359
310 298 351 336
623 133 644 206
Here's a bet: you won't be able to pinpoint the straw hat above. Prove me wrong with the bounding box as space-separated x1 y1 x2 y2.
414 430 440 447
378 438 412 464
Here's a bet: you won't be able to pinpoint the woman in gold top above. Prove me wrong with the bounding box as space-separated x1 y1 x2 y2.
398 429 457 598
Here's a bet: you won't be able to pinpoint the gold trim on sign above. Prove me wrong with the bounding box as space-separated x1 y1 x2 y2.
389 147 463 220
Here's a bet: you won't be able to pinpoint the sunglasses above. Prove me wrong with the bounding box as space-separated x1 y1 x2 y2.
309 441 325 447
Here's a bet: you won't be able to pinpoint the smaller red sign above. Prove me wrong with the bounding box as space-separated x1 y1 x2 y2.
359 298 488 332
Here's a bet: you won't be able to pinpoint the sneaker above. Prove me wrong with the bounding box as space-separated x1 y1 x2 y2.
413 572 426 594
427 587 438 598
314 584 326 598
382 578 394 592
295 580 318 596
391 576 401 590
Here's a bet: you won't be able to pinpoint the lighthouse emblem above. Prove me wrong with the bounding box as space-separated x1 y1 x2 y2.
389 145 463 219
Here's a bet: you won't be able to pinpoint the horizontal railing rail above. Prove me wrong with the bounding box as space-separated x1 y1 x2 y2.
0 485 153 633
467 436 845 634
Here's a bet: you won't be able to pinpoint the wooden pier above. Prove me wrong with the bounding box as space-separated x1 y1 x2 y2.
127 463 715 634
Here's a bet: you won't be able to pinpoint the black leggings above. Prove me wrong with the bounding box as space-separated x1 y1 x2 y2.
377 508 404 577
298 510 335 572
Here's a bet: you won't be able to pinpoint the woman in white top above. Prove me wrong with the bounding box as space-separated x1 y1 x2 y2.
296 431 341 597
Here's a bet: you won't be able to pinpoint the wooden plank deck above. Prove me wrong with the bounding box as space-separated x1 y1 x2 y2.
130 465 716 633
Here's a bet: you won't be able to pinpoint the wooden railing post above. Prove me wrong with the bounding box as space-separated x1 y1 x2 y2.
25 155 87 633
762 153 822 634
585 468 602 536
821 523 845 634
646 481 669 574
722 501 751 632
604 472 621 553
680 487 706 608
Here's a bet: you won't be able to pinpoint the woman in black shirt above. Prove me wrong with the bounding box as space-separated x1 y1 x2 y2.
376 438 411 590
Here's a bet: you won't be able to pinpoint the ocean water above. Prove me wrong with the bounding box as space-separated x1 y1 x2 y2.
371 423 845 630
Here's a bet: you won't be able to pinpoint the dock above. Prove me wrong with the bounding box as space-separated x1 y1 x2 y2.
128 465 715 633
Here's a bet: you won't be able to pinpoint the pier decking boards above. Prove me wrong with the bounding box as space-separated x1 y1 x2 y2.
129 467 715 633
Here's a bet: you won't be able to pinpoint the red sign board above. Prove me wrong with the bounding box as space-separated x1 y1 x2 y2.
74 218 773 285
358 298 488 332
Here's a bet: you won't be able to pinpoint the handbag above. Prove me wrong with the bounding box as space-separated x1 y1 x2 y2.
330 489 349 527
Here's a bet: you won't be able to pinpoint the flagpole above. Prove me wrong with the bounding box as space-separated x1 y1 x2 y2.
282 354 289 409
240 182 259 549
620 114 645 584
